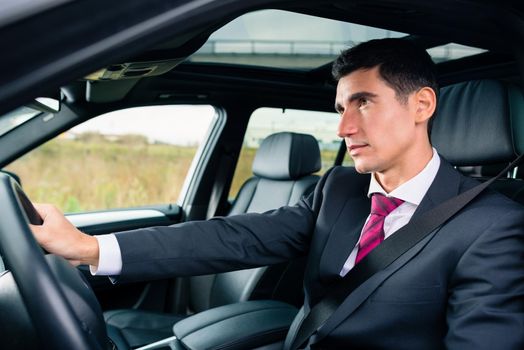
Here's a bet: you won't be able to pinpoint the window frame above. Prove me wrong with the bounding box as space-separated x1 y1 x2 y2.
4 103 225 213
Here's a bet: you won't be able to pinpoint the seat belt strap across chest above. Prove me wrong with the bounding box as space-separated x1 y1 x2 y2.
288 153 524 350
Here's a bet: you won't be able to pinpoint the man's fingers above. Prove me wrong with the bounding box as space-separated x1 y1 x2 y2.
67 260 82 267
29 223 50 247
29 223 42 237
32 203 57 220
27 203 95 265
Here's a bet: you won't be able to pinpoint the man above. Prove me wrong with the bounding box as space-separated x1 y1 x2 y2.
32 39 524 349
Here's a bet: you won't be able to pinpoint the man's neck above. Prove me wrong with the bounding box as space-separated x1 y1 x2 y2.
374 145 434 193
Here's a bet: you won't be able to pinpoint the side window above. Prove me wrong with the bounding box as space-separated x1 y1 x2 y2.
342 150 355 166
6 105 217 213
229 107 353 198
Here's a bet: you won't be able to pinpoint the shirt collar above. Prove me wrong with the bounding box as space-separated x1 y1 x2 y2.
367 148 441 206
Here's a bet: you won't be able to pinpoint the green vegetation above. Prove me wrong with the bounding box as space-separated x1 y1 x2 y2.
6 135 347 213
7 137 197 213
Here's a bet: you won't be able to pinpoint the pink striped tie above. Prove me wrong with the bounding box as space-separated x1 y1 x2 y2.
355 193 404 264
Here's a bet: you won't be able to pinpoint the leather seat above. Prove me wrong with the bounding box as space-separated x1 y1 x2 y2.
432 79 524 203
105 131 321 349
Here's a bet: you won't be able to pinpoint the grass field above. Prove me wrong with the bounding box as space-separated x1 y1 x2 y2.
6 136 345 213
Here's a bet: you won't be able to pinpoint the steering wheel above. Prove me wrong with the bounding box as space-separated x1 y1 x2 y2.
0 173 109 349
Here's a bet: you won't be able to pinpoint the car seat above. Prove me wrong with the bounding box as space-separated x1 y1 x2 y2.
104 131 322 348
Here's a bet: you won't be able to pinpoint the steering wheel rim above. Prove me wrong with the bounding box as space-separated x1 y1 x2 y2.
0 173 106 350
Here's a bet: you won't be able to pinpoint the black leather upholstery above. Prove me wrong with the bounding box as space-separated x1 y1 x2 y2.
172 300 297 350
252 132 321 180
457 163 508 178
434 79 524 209
432 80 524 166
228 176 319 216
104 132 321 349
188 132 320 314
105 310 184 349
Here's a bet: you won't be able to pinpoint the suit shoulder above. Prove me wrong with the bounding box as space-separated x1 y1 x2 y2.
323 166 369 185
310 166 370 204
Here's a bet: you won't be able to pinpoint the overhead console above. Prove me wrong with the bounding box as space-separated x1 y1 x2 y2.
83 58 185 103
85 58 184 81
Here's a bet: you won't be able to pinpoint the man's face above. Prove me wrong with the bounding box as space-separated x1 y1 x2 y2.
335 67 421 176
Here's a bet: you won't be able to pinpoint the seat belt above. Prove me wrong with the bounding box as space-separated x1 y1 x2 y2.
289 154 524 350
206 153 235 219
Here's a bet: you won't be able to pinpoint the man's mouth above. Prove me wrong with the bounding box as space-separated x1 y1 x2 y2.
348 144 367 150
348 144 368 155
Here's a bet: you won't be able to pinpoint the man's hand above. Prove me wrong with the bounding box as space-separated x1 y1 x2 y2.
30 203 100 267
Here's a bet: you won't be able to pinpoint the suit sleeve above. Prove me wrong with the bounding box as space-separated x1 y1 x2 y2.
114 168 334 282
445 208 524 349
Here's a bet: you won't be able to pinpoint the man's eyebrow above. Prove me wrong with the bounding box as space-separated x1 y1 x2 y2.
334 91 378 112
348 91 378 103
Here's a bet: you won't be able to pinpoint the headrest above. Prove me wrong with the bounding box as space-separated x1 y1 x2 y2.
431 80 524 166
252 132 321 180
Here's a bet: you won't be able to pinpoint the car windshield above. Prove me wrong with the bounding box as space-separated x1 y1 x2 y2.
0 105 41 137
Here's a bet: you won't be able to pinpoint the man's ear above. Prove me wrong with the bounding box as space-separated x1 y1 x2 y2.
414 87 437 124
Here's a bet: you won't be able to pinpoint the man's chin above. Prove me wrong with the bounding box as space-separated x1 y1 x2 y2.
353 162 373 174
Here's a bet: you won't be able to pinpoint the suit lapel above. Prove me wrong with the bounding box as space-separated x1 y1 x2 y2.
319 177 370 284
312 158 464 343
318 194 370 281
412 159 462 219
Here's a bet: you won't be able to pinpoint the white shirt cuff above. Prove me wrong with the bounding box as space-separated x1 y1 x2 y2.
89 234 123 276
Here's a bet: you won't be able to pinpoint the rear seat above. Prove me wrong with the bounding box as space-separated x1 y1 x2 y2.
432 79 524 204
105 131 321 349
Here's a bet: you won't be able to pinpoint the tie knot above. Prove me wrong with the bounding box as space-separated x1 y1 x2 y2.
370 193 404 216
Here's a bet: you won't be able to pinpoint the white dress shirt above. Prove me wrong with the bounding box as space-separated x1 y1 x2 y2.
90 233 122 276
339 148 440 276
92 149 441 277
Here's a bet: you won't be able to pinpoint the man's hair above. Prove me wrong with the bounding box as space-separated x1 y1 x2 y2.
332 38 439 136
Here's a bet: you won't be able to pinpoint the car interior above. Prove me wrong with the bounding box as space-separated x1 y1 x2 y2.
104 131 320 348
0 1 523 349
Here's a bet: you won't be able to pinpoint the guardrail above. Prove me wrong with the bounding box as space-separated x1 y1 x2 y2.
193 39 486 61
195 40 353 56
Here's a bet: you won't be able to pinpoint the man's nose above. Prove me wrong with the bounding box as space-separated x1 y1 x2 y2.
337 110 358 138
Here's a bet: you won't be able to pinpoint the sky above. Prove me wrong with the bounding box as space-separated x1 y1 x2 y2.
209 10 406 43
71 105 216 146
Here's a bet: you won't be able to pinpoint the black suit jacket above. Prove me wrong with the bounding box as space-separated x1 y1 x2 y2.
116 159 524 349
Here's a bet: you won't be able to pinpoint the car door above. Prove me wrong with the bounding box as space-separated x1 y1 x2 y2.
2 103 225 311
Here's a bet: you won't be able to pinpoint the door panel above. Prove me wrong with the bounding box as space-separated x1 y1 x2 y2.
3 104 222 312
67 205 181 235
69 205 182 311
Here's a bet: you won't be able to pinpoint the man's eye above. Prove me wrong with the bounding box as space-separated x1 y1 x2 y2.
358 98 369 108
